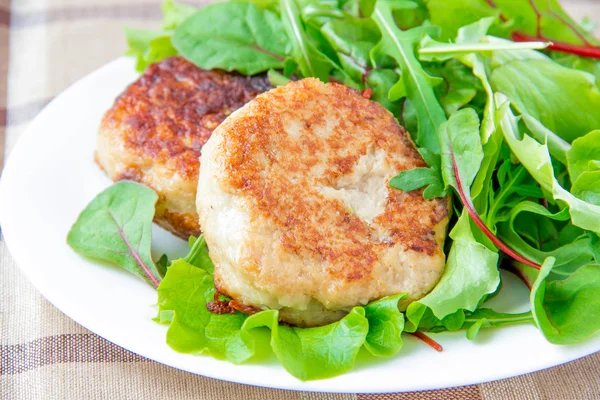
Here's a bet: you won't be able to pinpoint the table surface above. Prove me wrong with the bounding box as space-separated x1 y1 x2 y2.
1 1 600 399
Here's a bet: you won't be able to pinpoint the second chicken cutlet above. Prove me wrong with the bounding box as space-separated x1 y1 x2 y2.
96 56 271 239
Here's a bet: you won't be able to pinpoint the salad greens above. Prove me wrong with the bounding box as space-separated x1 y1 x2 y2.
67 181 162 287
69 0 600 381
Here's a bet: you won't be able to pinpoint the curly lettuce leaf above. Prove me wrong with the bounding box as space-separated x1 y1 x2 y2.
363 293 406 357
243 308 368 380
161 0 197 30
158 260 254 363
158 239 407 381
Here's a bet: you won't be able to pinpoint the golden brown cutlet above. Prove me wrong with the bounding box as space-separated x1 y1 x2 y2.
197 78 449 326
96 56 271 239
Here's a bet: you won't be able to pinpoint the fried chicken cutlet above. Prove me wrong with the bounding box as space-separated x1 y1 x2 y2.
96 56 271 239
197 78 449 326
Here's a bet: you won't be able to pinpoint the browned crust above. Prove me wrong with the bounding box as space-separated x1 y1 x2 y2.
98 57 270 238
153 209 200 240
101 56 270 180
216 79 448 284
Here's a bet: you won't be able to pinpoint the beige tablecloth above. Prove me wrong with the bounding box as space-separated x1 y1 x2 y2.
1 1 600 398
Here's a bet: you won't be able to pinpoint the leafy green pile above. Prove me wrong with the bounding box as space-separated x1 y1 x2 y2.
68 0 600 381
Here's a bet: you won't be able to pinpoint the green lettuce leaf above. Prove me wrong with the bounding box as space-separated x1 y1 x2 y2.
530 258 600 344
161 0 197 30
67 181 162 287
463 308 534 340
491 60 600 143
158 238 409 381
496 95 600 234
124 0 196 72
158 259 254 363
363 293 406 357
567 130 600 184
406 211 500 328
173 2 290 75
243 308 368 380
124 27 173 72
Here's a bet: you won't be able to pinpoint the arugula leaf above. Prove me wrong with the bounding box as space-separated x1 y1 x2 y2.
243 308 368 380
370 1 446 154
406 211 500 327
530 258 600 344
363 293 406 357
390 147 445 199
67 181 162 287
418 35 549 61
321 18 381 84
463 309 534 340
173 2 290 75
280 0 340 81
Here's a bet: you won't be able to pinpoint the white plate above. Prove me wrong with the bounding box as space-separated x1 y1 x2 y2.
1 57 598 393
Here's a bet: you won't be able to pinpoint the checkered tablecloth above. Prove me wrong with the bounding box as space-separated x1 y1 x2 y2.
1 1 600 398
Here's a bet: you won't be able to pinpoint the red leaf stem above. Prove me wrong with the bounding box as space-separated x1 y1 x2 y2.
450 154 542 270
512 32 600 59
502 263 533 290
484 0 600 59
409 332 443 352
